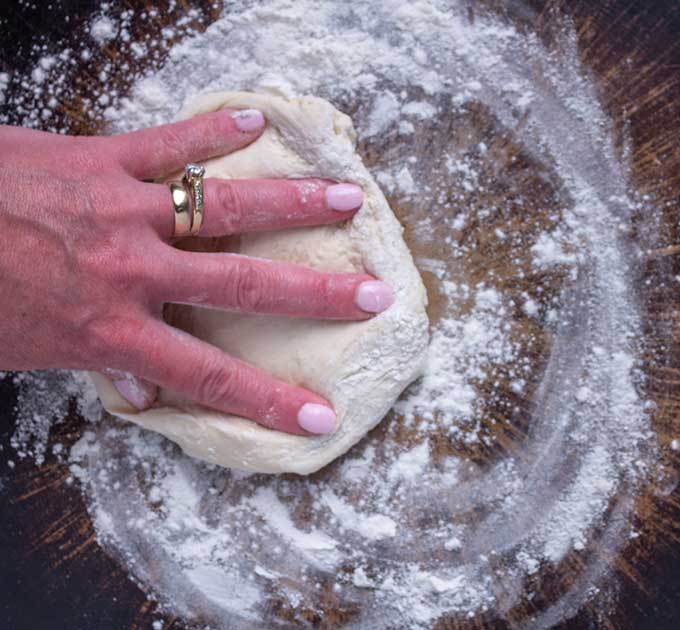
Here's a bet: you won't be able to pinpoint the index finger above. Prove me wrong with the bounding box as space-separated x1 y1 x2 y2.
111 108 265 180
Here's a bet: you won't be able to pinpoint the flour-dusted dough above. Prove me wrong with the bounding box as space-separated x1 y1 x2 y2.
92 91 429 475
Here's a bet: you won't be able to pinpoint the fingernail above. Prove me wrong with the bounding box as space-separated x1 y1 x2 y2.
355 281 395 313
231 108 265 132
113 376 156 410
326 184 364 212
297 403 337 435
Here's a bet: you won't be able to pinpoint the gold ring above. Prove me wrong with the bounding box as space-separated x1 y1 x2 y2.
169 182 191 237
184 163 206 236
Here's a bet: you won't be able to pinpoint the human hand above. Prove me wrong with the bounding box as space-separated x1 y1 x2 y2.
0 109 394 435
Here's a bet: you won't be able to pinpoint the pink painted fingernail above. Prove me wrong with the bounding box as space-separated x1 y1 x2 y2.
326 184 364 212
355 281 395 313
113 376 156 410
297 403 337 434
231 108 265 132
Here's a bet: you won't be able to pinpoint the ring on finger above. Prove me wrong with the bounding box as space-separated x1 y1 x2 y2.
184 163 206 236
169 181 191 237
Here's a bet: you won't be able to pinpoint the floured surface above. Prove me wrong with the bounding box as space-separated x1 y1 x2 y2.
2 0 667 628
93 91 429 475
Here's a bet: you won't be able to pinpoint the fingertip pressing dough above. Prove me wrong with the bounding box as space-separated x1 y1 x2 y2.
91 91 429 475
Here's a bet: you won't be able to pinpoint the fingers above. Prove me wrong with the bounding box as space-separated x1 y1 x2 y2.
111 108 265 180
124 322 337 436
144 178 364 239
154 249 395 319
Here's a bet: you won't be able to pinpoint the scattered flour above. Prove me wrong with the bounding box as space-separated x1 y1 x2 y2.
388 441 431 482
321 489 397 541
366 92 401 137
395 285 519 442
90 16 117 43
532 231 578 269
249 487 340 561
0 72 10 105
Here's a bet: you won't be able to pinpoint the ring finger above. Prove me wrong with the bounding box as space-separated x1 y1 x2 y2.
142 177 365 239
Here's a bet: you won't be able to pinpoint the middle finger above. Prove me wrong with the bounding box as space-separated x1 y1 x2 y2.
154 248 395 320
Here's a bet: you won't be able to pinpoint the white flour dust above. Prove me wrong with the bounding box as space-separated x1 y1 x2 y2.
3 1 662 628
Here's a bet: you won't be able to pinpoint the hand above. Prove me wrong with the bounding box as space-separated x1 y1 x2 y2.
0 109 394 435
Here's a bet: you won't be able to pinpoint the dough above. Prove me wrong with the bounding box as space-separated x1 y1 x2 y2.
92 91 429 475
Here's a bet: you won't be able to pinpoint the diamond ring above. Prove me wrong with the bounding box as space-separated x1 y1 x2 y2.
183 163 206 236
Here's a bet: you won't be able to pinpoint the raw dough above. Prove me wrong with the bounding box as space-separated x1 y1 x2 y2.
92 91 429 474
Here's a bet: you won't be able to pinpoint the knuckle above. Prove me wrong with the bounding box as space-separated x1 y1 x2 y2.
216 181 244 233
82 313 145 368
108 259 146 298
63 174 133 238
194 356 239 407
87 175 133 218
62 136 111 172
79 236 150 299
232 261 268 312
80 138 113 170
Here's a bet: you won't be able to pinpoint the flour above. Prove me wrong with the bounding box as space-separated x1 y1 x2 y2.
249 487 340 559
2 370 99 466
395 285 519 441
0 72 9 105
90 16 116 43
366 92 401 137
538 445 616 562
388 441 431 482
321 489 397 540
0 7 213 132
532 230 578 268
2 0 663 628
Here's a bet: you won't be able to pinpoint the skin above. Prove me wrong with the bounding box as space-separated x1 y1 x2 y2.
0 108 394 436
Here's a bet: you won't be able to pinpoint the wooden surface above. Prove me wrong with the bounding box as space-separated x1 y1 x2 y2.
1 1 680 628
